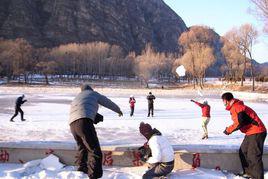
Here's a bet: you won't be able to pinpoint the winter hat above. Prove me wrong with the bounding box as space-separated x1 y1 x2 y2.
149 92 152 95
139 122 153 136
81 84 93 91
130 95 134 98
203 101 208 105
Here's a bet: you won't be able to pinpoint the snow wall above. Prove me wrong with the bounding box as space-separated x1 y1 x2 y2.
1 142 268 173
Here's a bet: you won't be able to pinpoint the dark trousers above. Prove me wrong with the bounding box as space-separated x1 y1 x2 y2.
10 107 24 121
70 118 103 179
148 104 154 117
239 131 266 179
143 161 174 179
130 107 134 116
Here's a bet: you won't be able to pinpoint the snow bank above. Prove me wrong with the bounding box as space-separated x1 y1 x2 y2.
0 154 255 179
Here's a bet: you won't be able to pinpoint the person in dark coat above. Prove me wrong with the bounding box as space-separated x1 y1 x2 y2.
10 94 27 122
147 92 155 117
222 92 266 179
129 95 136 117
69 84 123 179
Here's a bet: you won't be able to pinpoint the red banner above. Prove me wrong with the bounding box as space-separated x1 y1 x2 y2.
0 149 9 162
132 151 143 166
103 151 113 166
192 153 200 168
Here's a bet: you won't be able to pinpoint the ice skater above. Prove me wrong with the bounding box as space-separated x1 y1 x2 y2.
129 95 136 117
190 99 211 139
139 122 174 178
147 92 155 117
10 94 27 122
222 92 266 179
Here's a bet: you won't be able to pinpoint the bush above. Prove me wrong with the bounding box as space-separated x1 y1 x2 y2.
256 76 268 82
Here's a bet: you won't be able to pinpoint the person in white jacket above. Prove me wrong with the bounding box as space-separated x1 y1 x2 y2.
139 122 174 179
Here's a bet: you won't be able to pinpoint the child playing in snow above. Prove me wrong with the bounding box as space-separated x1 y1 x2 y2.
139 122 174 178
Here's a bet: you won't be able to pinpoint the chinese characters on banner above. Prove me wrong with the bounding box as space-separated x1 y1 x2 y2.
0 149 9 162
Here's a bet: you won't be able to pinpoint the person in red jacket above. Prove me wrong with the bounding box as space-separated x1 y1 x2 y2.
191 99 211 139
222 92 266 179
129 95 136 117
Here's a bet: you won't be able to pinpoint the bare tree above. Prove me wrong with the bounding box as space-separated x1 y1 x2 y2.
221 37 244 83
135 44 156 87
239 24 258 91
177 26 216 88
123 52 136 78
49 42 130 79
0 38 33 83
224 24 258 90
13 39 33 83
134 44 174 87
225 28 248 86
175 44 215 88
34 48 56 84
251 0 268 33
0 39 14 81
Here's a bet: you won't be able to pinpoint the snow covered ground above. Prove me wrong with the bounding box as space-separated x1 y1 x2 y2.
0 159 249 179
0 86 268 178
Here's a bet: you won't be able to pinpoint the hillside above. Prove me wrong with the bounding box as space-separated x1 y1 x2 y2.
0 0 187 53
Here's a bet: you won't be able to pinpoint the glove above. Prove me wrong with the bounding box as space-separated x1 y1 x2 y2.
190 99 194 102
93 113 103 124
138 145 151 163
223 128 230 135
118 111 123 117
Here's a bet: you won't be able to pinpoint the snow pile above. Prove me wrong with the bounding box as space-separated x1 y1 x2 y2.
39 154 65 171
0 154 255 179
0 154 90 179
0 154 78 178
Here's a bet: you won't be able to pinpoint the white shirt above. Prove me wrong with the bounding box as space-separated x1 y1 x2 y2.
147 135 174 164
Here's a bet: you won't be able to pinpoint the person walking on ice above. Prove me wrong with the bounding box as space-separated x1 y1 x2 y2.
147 92 155 117
69 84 123 178
10 94 27 122
222 92 266 179
129 95 136 117
190 99 211 139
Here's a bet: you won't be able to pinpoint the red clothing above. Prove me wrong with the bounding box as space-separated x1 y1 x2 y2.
194 102 211 117
225 99 266 135
129 98 136 107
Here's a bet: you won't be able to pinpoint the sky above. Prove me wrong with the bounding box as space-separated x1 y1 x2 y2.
164 0 268 63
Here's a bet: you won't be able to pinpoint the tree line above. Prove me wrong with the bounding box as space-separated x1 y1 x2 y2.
0 38 178 85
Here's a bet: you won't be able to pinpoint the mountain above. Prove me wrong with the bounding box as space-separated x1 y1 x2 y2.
261 62 268 66
0 0 187 53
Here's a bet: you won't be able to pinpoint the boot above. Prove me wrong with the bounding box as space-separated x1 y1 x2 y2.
236 172 253 179
77 166 88 174
202 134 208 140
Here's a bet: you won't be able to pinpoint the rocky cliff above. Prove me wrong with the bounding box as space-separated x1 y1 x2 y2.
0 0 187 53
